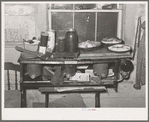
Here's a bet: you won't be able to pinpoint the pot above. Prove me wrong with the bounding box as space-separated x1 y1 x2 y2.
93 63 108 78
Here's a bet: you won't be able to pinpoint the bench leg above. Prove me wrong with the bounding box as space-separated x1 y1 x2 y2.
95 92 100 107
45 93 49 108
21 87 27 107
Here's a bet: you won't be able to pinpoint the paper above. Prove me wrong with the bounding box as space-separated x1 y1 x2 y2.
55 86 106 92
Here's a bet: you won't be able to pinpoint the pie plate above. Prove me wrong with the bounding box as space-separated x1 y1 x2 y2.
101 37 122 45
78 40 102 51
108 44 131 53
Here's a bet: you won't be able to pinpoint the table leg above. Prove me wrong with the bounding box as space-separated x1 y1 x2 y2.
113 61 120 92
45 93 49 108
95 92 100 107
21 87 27 107
20 63 27 107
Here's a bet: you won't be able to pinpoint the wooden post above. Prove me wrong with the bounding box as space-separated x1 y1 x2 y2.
15 71 18 90
22 87 27 107
113 61 120 92
45 93 49 108
7 70 10 90
20 63 27 107
95 92 100 107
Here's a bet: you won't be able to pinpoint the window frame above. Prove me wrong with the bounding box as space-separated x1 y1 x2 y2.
48 3 122 41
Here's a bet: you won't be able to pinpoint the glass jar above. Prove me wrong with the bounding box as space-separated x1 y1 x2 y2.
65 28 78 53
57 37 65 52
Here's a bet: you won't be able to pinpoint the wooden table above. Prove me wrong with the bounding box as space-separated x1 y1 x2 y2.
19 47 133 107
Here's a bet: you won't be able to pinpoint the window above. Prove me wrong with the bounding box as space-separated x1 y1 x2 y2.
48 3 122 43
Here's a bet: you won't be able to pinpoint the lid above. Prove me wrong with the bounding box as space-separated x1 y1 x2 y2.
58 37 65 40
41 33 49 36
67 28 76 32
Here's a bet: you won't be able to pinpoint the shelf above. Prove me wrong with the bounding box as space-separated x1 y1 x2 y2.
20 59 120 64
23 75 115 86
39 86 107 93
23 80 114 87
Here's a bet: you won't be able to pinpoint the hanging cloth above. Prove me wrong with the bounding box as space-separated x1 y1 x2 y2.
134 21 146 90
136 21 146 86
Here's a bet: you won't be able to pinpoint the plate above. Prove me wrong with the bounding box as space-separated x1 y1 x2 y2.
101 37 122 45
79 45 103 51
108 44 131 53
78 40 101 49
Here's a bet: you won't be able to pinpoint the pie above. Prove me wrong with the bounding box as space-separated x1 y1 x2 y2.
108 44 131 52
101 37 122 44
78 40 101 48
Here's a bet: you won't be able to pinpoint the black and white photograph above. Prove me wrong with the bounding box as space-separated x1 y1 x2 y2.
1 1 148 121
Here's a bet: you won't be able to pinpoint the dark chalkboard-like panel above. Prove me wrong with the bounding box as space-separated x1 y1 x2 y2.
97 12 118 41
74 12 95 43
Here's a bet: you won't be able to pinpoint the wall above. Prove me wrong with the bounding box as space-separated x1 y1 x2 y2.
4 3 47 90
122 4 146 83
4 3 146 107
123 4 146 47
4 3 47 42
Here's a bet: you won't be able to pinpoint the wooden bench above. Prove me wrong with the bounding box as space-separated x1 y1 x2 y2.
38 86 107 108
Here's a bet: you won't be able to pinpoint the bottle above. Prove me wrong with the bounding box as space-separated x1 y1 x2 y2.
47 30 56 53
39 33 48 54
65 28 78 53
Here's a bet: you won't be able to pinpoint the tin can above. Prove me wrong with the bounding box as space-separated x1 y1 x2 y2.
47 30 55 52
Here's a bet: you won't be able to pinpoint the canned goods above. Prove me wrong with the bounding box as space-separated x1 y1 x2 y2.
47 30 55 52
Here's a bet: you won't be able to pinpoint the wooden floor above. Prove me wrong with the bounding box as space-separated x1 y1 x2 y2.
4 81 145 108
81 82 146 107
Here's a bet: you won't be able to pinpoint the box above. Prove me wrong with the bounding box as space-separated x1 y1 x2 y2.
24 42 39 52
69 73 90 82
